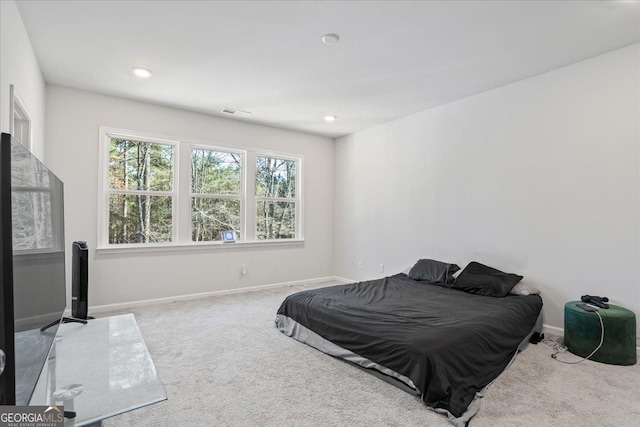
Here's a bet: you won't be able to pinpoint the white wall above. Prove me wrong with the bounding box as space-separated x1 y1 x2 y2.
0 0 46 158
334 44 640 333
45 85 334 308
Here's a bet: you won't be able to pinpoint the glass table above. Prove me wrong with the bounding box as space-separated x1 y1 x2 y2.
30 314 167 426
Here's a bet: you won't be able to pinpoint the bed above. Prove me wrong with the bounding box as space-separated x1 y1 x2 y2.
275 266 543 426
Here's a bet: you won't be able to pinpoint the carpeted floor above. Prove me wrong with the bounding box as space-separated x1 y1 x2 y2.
101 281 640 427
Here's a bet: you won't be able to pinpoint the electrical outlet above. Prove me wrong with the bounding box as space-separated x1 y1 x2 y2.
379 264 384 273
357 260 363 269
241 265 247 275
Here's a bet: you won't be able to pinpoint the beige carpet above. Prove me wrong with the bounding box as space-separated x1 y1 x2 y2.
100 281 640 427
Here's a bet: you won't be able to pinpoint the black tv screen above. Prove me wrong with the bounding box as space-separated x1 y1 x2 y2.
0 133 66 405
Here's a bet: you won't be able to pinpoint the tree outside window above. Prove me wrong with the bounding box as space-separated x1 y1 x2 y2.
108 138 174 244
256 156 296 239
100 128 302 248
191 148 242 241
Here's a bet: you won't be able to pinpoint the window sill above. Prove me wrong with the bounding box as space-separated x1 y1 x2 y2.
96 239 305 255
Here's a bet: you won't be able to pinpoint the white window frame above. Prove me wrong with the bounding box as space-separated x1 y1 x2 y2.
97 127 303 252
253 152 303 241
97 127 180 248
9 85 32 151
189 144 246 243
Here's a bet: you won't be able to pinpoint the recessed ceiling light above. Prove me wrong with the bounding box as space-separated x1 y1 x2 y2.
132 67 152 78
324 115 337 123
321 33 340 45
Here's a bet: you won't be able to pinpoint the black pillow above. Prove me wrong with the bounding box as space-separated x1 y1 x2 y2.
408 259 460 284
453 262 523 297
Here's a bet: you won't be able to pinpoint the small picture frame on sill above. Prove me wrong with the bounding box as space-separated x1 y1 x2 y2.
221 231 237 243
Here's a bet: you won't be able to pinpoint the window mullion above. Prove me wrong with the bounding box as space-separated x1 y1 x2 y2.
98 129 109 247
191 193 241 200
255 196 295 202
245 151 257 241
296 157 303 240
177 142 192 244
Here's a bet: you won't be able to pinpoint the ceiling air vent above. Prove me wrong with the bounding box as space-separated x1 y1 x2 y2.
221 108 251 117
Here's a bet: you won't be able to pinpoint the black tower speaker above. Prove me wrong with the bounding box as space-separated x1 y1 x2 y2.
71 241 89 319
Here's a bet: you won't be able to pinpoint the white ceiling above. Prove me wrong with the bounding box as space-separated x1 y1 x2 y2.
16 1 640 138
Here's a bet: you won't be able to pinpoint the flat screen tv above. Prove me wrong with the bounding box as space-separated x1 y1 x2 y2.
0 133 66 405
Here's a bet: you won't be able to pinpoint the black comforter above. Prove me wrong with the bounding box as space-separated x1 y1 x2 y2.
277 273 543 418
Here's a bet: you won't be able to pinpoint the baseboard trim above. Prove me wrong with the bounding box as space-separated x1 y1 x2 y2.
88 276 338 314
542 324 564 337
332 276 355 284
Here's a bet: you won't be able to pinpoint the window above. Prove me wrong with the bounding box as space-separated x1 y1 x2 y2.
191 148 243 241
255 156 296 239
106 137 176 244
10 85 32 150
98 128 302 249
